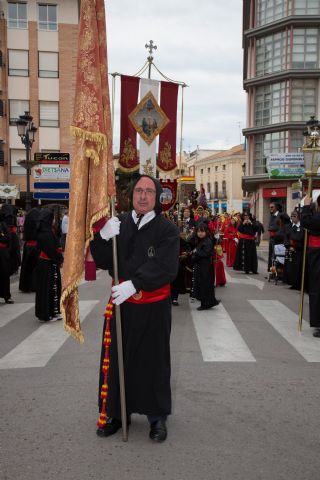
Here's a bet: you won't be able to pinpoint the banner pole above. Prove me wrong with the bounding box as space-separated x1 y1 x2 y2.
110 74 128 441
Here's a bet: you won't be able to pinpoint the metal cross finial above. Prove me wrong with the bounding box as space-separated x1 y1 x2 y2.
145 40 157 56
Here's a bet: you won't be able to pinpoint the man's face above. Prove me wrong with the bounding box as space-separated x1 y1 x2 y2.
270 203 276 213
183 208 190 219
132 177 156 215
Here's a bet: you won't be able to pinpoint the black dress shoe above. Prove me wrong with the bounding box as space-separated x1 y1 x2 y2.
172 300 179 306
5 298 14 304
313 329 320 338
149 419 167 443
96 418 122 437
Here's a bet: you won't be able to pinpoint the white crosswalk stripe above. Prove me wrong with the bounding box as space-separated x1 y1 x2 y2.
190 299 256 362
225 271 265 291
0 300 99 369
249 300 320 363
0 303 34 328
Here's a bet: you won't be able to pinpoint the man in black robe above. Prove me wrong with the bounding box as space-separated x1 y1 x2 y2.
300 194 320 338
0 214 13 303
90 175 179 442
1 205 21 275
19 208 40 292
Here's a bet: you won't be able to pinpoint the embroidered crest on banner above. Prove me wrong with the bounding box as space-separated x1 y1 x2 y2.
148 246 156 257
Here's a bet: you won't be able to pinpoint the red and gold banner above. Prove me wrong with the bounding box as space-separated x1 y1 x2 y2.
160 179 177 212
119 75 140 172
61 0 115 343
157 81 178 172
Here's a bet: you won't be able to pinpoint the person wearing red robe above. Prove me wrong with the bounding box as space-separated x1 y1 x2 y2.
225 218 238 268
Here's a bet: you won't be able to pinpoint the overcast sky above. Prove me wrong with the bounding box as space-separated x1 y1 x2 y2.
105 0 246 153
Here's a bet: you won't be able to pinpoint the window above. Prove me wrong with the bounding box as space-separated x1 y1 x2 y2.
8 2 27 29
292 29 318 69
222 164 226 171
10 149 26 175
222 181 227 197
256 31 290 76
207 167 210 173
256 0 287 27
255 81 289 126
38 4 57 31
200 168 203 174
214 181 218 198
9 100 30 126
8 50 28 76
38 51 59 78
207 182 211 193
291 79 317 121
254 132 289 174
215 166 218 172
294 0 320 15
39 101 59 127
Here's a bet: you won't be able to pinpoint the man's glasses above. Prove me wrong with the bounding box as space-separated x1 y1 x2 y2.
134 188 156 196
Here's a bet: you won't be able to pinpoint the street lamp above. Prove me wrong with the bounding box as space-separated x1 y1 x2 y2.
15 111 38 211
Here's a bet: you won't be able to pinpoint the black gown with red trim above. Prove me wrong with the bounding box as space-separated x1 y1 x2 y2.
233 222 258 274
301 206 320 328
90 212 179 419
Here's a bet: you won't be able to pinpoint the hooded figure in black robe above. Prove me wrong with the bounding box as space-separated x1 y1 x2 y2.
191 223 219 310
34 208 63 322
19 208 40 292
90 175 179 441
0 214 13 303
233 212 258 274
1 204 21 275
301 195 320 337
285 212 304 289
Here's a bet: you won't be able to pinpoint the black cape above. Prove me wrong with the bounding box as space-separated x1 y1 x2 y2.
233 222 258 274
90 212 179 418
301 206 320 328
191 236 217 307
0 221 11 301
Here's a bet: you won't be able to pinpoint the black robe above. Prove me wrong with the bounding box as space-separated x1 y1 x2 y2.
191 236 217 307
285 224 304 289
233 222 258 274
301 206 320 328
0 222 11 301
34 230 63 321
19 208 40 292
90 213 179 418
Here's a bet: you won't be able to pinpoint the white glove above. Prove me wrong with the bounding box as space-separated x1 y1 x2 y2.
111 280 136 305
234 238 239 244
214 233 220 239
100 217 120 241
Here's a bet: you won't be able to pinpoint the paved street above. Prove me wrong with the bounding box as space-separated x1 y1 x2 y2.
1 255 320 480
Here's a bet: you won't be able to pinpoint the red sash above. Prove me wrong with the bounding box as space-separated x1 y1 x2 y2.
239 233 255 241
308 235 320 248
0 242 7 249
290 240 298 248
9 226 17 234
40 251 50 260
126 284 170 304
26 240 37 247
269 231 276 238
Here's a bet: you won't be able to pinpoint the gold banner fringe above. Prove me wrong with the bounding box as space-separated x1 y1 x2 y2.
85 148 100 166
118 165 140 173
60 204 110 343
70 126 108 152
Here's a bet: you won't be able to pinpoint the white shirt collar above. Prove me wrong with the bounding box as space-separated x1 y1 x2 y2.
132 210 156 230
274 211 279 216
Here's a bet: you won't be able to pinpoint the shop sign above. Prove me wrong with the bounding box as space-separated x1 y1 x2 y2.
34 152 70 164
266 153 304 178
33 165 70 180
263 188 287 198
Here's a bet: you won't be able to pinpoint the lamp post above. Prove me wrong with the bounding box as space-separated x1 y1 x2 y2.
298 116 320 331
16 111 38 212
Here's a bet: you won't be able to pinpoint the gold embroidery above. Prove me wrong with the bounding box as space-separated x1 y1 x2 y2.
142 158 155 177
159 142 173 169
120 138 136 167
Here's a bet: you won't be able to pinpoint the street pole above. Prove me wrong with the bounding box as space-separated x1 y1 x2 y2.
25 141 31 212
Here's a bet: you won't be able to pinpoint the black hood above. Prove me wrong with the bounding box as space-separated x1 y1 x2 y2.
128 174 163 215
1 204 18 226
37 208 54 233
24 208 41 241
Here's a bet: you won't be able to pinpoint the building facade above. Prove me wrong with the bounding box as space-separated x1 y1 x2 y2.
0 0 79 206
242 0 320 227
190 144 248 213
